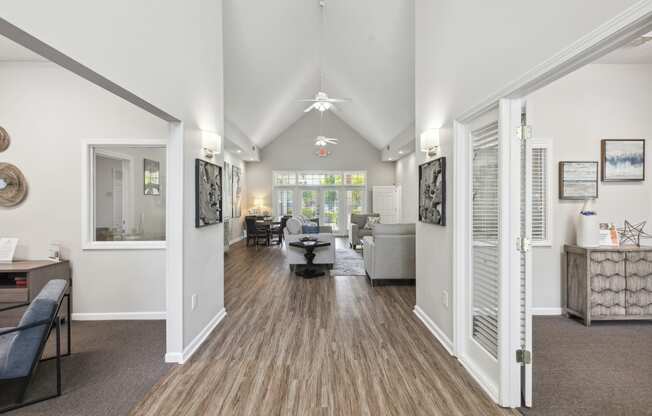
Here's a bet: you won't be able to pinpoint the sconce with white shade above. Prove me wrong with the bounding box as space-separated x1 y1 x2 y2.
420 128 440 157
201 130 221 159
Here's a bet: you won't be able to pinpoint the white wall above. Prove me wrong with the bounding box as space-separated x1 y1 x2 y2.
246 111 395 213
224 150 246 243
0 0 225 355
395 152 419 223
0 62 168 316
415 0 641 342
527 63 652 309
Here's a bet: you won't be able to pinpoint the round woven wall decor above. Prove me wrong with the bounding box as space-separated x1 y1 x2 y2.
0 163 28 207
0 127 9 152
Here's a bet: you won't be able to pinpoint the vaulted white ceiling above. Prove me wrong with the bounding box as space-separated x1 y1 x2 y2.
223 0 414 150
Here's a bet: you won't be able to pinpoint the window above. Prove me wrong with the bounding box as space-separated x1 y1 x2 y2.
343 171 366 186
531 140 552 246
273 171 296 186
83 140 167 249
296 171 343 186
277 189 294 216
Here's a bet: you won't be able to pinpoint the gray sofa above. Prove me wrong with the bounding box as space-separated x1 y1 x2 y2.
363 223 416 284
348 213 380 249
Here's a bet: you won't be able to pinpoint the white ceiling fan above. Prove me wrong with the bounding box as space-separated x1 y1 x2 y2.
313 108 339 147
297 0 351 113
314 135 339 146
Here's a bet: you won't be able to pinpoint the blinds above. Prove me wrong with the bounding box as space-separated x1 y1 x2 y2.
531 147 548 243
471 121 500 359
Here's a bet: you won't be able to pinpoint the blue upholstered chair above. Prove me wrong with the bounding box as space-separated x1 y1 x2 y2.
0 279 68 413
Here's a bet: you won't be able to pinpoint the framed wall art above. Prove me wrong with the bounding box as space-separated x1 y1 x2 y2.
601 139 645 182
195 159 222 227
418 157 446 226
559 161 598 200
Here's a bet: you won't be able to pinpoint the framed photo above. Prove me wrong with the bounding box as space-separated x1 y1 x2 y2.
195 159 222 227
144 159 160 195
559 161 598 200
419 157 446 225
601 139 645 182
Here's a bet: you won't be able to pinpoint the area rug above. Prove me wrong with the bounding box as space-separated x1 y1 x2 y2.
330 248 366 276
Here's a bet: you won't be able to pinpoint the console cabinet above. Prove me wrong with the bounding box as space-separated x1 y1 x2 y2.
565 245 652 326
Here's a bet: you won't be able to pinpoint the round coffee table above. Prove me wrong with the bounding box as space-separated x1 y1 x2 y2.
289 240 331 278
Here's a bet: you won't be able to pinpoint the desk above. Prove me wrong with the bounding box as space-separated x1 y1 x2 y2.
0 260 72 354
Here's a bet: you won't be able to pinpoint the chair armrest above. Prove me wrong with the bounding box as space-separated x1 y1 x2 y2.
350 223 359 238
319 226 333 233
0 319 52 337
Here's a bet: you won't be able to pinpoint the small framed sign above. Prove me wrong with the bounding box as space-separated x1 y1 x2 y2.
559 161 598 200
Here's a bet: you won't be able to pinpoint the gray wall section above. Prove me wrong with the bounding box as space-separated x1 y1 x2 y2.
395 152 419 223
0 62 169 315
527 64 652 309
246 111 396 213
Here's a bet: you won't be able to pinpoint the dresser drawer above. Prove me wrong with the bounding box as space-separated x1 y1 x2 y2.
589 251 626 317
0 288 29 303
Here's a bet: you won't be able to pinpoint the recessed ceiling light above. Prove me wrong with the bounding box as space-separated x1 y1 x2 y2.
388 157 393 161
236 149 242 153
398 150 404 154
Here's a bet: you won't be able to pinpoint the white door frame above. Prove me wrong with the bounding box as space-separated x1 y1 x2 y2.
452 2 652 408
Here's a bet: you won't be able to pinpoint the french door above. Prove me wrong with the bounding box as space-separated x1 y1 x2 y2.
300 189 320 219
321 189 341 233
459 99 524 408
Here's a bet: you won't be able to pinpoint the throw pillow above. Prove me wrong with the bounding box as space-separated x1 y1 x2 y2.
302 225 320 234
286 218 303 234
364 216 381 229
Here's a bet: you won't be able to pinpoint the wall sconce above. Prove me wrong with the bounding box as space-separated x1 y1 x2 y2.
201 130 221 159
420 128 440 157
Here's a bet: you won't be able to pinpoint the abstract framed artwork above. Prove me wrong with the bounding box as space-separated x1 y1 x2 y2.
144 158 161 195
223 161 232 219
601 139 645 182
559 161 598 200
195 158 222 227
232 165 242 218
419 157 446 226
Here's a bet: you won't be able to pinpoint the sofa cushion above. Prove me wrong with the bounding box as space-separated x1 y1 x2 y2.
364 216 381 229
372 223 416 236
302 225 320 234
358 229 373 237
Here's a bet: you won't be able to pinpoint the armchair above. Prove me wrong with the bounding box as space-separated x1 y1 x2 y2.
362 223 416 285
348 213 380 249
0 280 68 413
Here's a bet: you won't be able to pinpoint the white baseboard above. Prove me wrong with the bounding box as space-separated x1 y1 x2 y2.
229 236 244 245
413 305 454 356
531 307 563 316
168 307 226 364
458 353 500 404
72 312 166 321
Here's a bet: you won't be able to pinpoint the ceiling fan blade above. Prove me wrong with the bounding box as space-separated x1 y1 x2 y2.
297 99 318 102
304 104 316 113
327 98 351 103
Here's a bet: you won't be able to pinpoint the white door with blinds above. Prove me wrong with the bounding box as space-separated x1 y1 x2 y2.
465 110 502 400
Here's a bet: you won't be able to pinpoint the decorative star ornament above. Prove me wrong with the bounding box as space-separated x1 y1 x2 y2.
618 220 652 246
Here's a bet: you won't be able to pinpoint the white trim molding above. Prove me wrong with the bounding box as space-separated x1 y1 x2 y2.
166 308 227 364
414 305 454 356
458 354 500 404
72 312 166 321
531 307 563 316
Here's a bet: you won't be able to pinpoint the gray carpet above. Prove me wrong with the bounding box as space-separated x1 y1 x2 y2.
0 319 172 416
330 247 366 276
520 316 652 416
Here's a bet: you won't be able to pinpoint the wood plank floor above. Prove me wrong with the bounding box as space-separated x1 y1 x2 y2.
131 239 518 416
